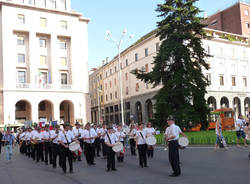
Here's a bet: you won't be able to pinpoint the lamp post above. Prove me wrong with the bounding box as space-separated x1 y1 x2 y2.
97 87 102 125
105 29 133 126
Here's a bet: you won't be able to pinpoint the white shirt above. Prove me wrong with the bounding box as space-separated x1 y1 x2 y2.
25 132 32 141
235 119 244 131
20 132 26 140
145 127 156 137
136 129 147 145
99 128 107 139
41 131 51 141
96 128 102 137
58 130 74 144
165 124 182 141
82 128 97 143
72 128 84 138
50 130 61 144
115 131 125 142
32 131 43 141
129 128 137 139
104 133 118 145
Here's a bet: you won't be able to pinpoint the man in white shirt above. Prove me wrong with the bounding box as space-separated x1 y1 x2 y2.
30 125 38 160
25 127 32 158
136 123 148 168
235 115 247 147
165 116 186 177
19 128 27 155
82 123 97 166
94 124 102 157
100 124 107 158
115 125 126 162
33 127 44 163
145 122 156 158
105 126 118 171
41 125 52 165
51 125 62 168
72 122 83 161
58 123 75 174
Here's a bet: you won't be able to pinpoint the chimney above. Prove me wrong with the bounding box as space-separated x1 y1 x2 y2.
106 57 109 64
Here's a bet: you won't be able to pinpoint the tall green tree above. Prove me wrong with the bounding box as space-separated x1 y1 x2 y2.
132 0 210 130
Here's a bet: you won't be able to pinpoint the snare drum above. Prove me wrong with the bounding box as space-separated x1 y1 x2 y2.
112 142 124 153
146 136 157 146
69 141 80 152
178 137 189 148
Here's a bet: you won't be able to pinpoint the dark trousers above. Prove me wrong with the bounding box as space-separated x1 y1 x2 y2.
130 139 136 155
147 145 154 158
36 143 44 162
0 141 2 153
85 143 95 164
138 144 147 167
168 140 181 175
20 141 26 154
78 139 84 161
107 147 116 170
101 139 107 157
60 145 73 172
26 142 31 157
44 142 52 164
117 141 124 162
31 143 36 160
94 138 101 157
52 143 62 168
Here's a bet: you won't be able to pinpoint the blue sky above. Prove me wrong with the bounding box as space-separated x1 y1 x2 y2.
71 0 241 69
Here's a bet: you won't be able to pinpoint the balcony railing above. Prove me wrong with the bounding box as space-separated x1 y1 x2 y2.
16 83 31 89
60 84 72 90
39 83 52 89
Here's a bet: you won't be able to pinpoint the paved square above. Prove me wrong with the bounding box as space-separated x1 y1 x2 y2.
0 146 249 184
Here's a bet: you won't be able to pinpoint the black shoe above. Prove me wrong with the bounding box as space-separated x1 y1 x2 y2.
53 166 56 169
45 162 48 165
112 168 117 171
169 173 180 177
70 170 73 174
144 165 149 168
140 165 143 168
106 169 110 172
63 170 66 174
78 159 82 162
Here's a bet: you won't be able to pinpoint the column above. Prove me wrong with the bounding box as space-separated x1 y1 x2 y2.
32 101 39 123
54 101 60 121
50 34 59 89
29 31 38 86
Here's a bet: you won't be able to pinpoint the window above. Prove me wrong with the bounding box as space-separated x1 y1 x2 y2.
40 18 47 27
126 87 129 95
40 72 48 84
156 42 160 51
126 59 128 67
232 76 236 86
60 57 67 67
246 22 250 28
245 10 249 16
41 0 46 7
110 93 112 100
106 95 108 102
206 74 211 85
40 55 47 65
39 102 46 111
219 75 224 86
135 53 138 61
18 54 25 64
110 81 112 88
16 101 26 111
211 19 218 26
110 106 113 113
145 64 149 72
39 39 46 48
115 91 118 99
60 40 67 49
115 66 117 72
110 69 112 75
125 73 128 81
114 78 117 86
17 71 26 83
18 14 25 24
136 83 140 91
145 48 148 57
60 20 67 30
101 96 103 103
125 102 130 110
120 63 122 69
105 83 107 90
100 74 102 80
61 73 68 84
17 36 24 45
243 77 247 87
50 0 57 8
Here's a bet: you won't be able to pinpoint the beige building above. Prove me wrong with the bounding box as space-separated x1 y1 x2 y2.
0 0 90 125
89 28 250 124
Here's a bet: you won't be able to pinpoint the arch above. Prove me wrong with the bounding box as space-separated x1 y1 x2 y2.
145 99 153 120
207 96 217 111
220 97 229 108
15 100 32 123
135 101 143 123
60 100 75 125
233 97 241 117
38 100 54 122
244 97 250 116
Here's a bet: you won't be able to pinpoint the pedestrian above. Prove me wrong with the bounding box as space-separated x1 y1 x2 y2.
2 128 15 162
244 124 250 158
145 122 156 158
235 115 247 147
128 124 137 156
214 117 228 151
0 130 3 154
165 115 187 177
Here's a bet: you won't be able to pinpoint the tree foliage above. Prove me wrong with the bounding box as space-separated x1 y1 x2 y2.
132 0 211 130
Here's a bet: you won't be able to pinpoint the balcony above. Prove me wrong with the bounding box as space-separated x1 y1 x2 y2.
60 84 72 90
39 83 52 89
16 83 31 89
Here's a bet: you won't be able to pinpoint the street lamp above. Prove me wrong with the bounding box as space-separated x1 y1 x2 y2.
97 87 102 125
105 29 133 126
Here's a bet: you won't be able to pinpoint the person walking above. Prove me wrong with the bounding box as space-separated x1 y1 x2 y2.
235 115 247 147
2 129 15 162
214 117 228 151
0 130 3 154
165 116 187 177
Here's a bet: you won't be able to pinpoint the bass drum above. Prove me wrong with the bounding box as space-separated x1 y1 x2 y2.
146 136 157 146
178 137 189 148
112 142 124 153
69 141 80 152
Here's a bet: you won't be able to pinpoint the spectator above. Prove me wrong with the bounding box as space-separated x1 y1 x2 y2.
0 130 3 154
215 117 228 151
2 128 15 162
235 115 247 147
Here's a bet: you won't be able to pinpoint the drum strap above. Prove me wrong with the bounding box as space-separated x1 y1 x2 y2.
106 132 112 144
62 131 70 144
139 132 145 141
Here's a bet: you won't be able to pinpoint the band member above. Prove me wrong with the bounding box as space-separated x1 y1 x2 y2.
105 126 118 171
129 124 137 156
82 123 97 166
145 122 156 158
50 125 62 168
136 123 148 168
94 124 102 157
33 127 44 163
72 122 84 161
165 116 187 177
41 125 52 165
58 123 75 174
25 127 32 158
30 125 38 160
115 125 125 162
100 124 107 158
19 129 27 154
